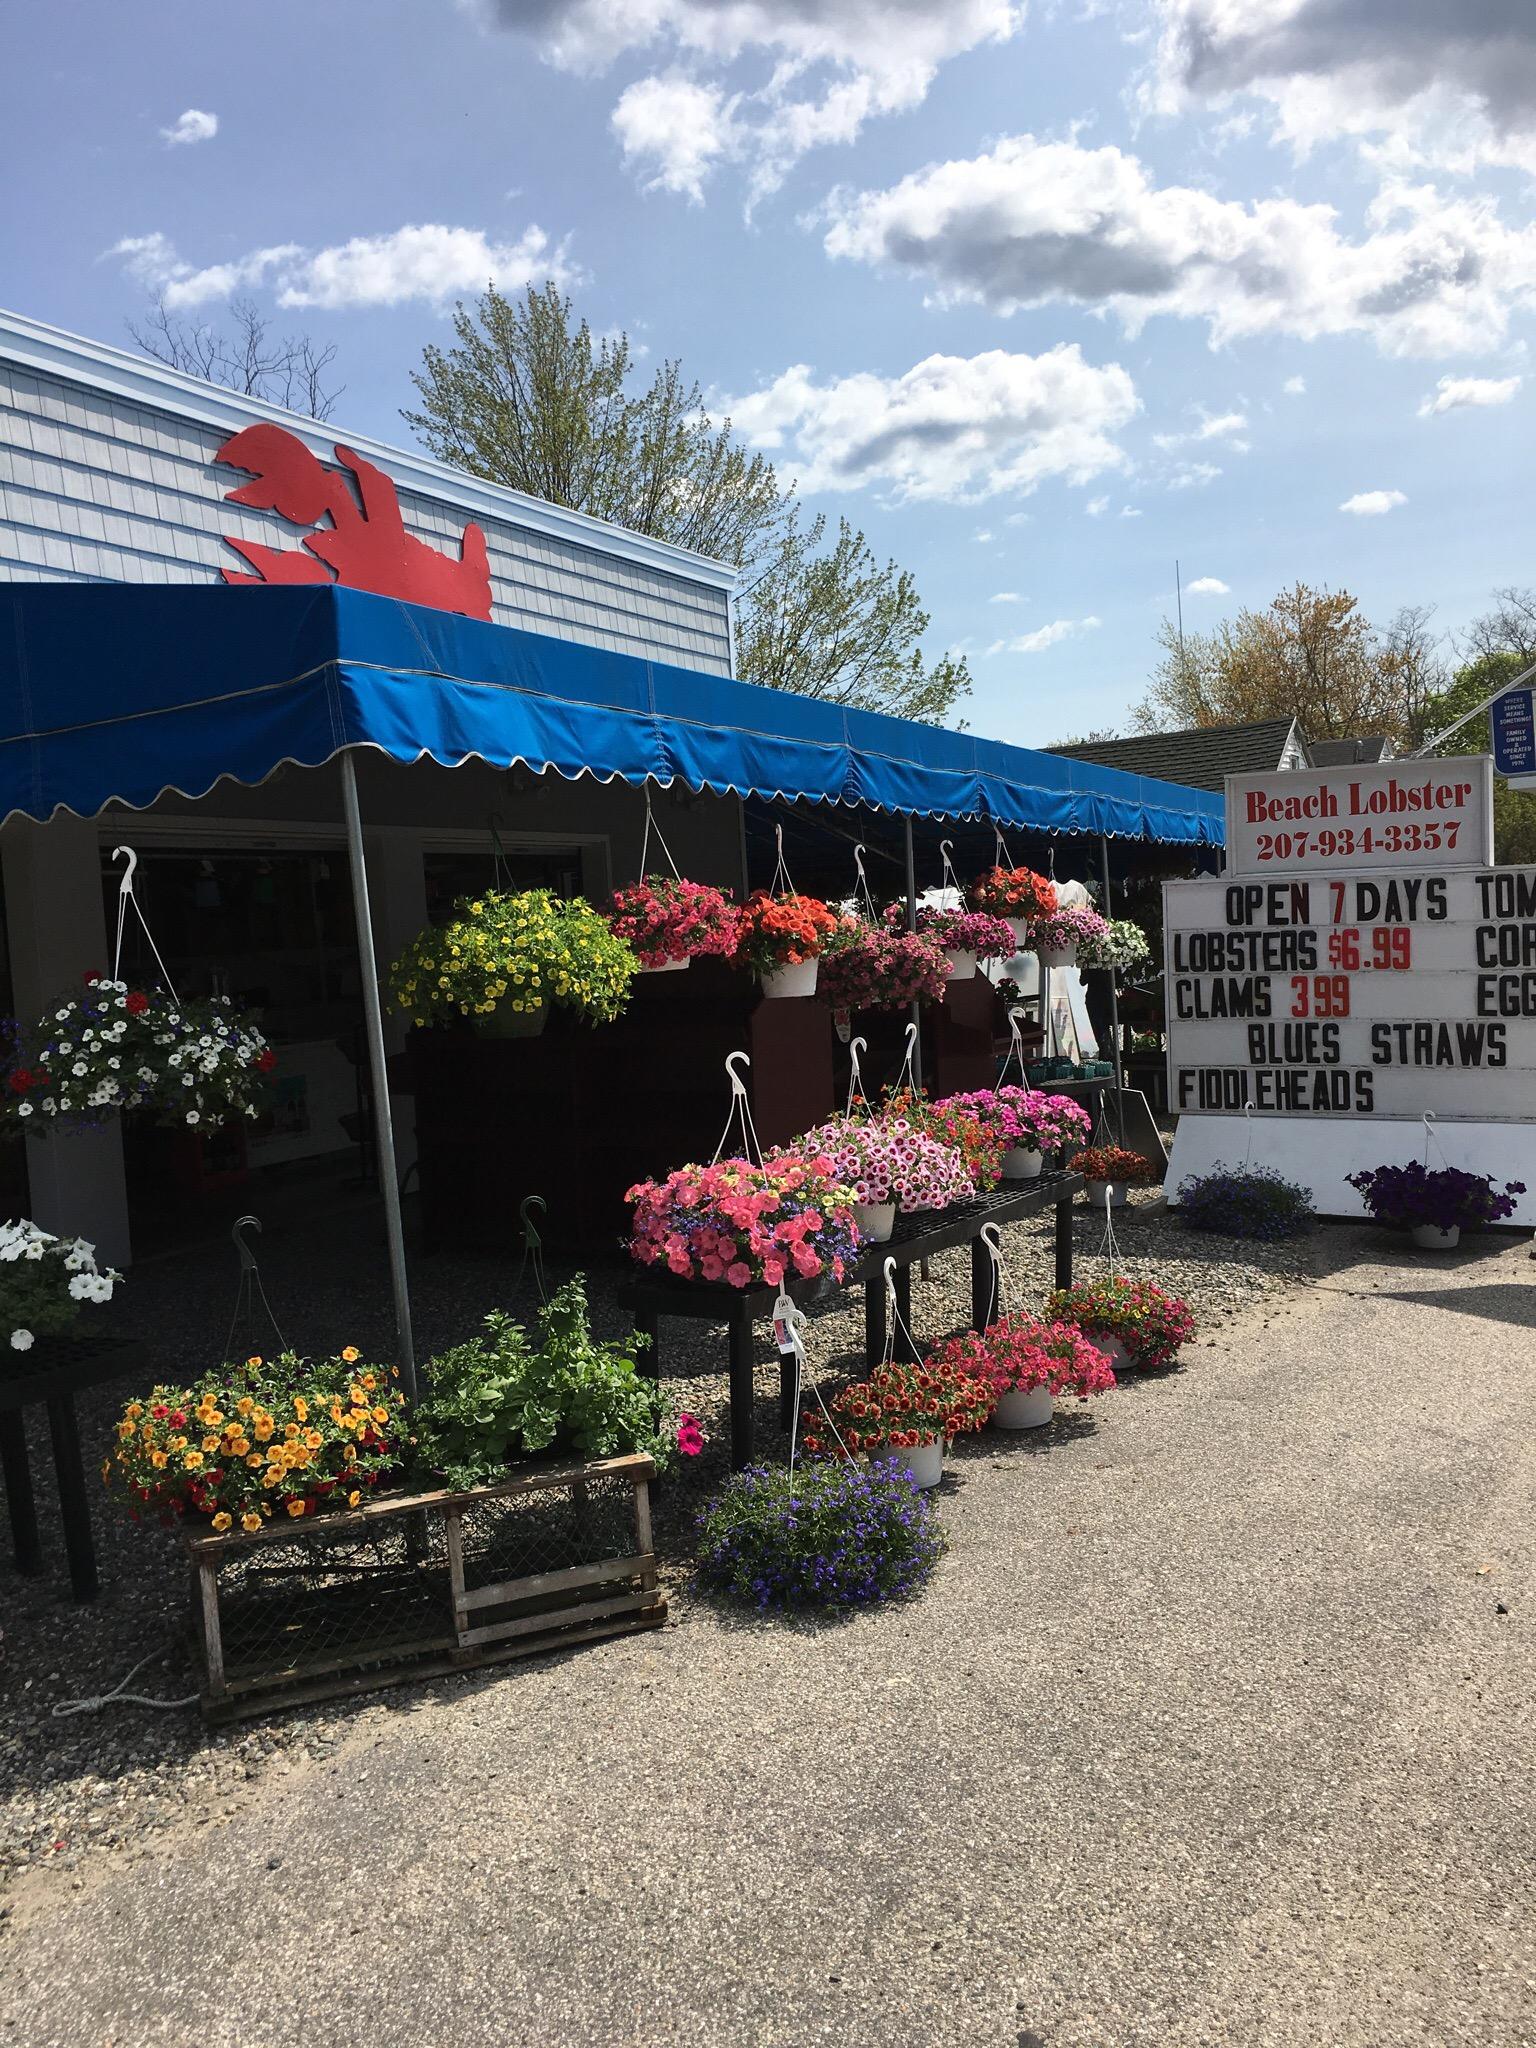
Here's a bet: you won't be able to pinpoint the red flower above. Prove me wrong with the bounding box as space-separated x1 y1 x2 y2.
256 1049 277 1073
124 990 150 1016
7 1069 35 1095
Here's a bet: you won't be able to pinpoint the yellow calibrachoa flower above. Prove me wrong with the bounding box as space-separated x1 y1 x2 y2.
241 1512 262 1533
294 1396 308 1422
125 1402 143 1421
211 1511 232 1533
286 1499 307 1518
347 1490 361 1508
183 1450 204 1471
201 1434 220 1454
253 1415 274 1442
117 1419 136 1440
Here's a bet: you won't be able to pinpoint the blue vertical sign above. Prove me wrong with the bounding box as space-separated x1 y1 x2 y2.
1492 688 1536 780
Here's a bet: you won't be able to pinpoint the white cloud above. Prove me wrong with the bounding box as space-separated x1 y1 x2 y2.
110 222 574 311
1340 488 1407 515
1120 505 1144 518
1417 372 1522 417
1085 494 1109 516
973 528 995 543
1147 0 1536 178
823 132 1536 358
722 345 1139 503
475 0 1023 199
991 616 1102 655
1154 407 1249 450
1283 374 1307 394
989 590 1022 603
611 75 739 201
1167 461 1222 489
1185 575 1230 594
161 108 217 147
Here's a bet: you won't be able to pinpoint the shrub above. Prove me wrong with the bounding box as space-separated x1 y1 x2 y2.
1045 1275 1195 1369
1176 1162 1315 1241
694 1459 945 1611
929 1316 1117 1401
1345 1161 1526 1233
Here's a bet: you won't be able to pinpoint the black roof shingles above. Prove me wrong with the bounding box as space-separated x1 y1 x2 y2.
1047 718 1298 793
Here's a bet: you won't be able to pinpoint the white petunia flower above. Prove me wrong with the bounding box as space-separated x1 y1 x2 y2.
10 1329 33 1351
186 1110 200 1125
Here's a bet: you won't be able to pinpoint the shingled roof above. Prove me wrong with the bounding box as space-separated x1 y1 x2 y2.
1047 717 1302 793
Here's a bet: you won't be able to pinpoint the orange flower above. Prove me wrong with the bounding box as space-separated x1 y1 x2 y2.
341 1346 361 1364
286 1499 307 1519
241 1512 262 1533
211 1511 233 1533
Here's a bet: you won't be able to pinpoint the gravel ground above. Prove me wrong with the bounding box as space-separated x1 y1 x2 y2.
1 1216 1531 2045
0 1186 1309 1885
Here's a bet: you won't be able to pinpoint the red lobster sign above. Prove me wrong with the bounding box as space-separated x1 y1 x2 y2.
213 423 492 621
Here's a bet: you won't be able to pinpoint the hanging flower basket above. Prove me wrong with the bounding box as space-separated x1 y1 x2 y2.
884 905 1017 982
731 891 839 999
816 918 949 1013
606 875 740 974
869 1090 1007 1193
626 1155 858 1289
937 1086 1093 1179
804 1359 994 1486
1070 1144 1158 1207
0 1219 120 1355
1045 1275 1195 1371
787 1114 975 1228
387 888 639 1037
1345 1161 1525 1242
1025 905 1111 970
929 1316 1116 1430
969 866 1058 943
1075 917 1153 975
2 979 274 1134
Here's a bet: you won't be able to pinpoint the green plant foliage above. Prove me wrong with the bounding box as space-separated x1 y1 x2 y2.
410 1278 670 1489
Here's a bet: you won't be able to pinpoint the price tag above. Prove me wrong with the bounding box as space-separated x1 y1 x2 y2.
772 1289 800 1358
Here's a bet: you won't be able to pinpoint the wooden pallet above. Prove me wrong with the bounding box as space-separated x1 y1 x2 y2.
183 1454 664 1722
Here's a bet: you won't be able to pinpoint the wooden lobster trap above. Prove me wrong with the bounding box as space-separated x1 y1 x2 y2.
183 1454 663 1722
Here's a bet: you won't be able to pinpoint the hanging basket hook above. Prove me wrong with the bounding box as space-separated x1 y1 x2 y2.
724 1050 752 1099
111 845 139 898
883 1255 898 1305
518 1194 546 1252
231 1214 262 1273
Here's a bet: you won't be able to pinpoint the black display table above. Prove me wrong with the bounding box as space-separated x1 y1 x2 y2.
0 1334 147 1601
622 1172 1084 1468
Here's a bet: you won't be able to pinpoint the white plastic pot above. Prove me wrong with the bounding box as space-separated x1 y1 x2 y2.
760 957 819 999
1086 1180 1129 1208
883 1439 943 1489
1412 1222 1460 1250
1005 917 1030 947
853 1200 896 1243
1001 1146 1044 1181
640 955 690 974
1037 945 1078 971
1087 1334 1130 1374
944 948 978 983
994 1384 1053 1430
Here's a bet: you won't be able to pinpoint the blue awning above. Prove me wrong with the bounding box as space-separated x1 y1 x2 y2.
0 583 1224 845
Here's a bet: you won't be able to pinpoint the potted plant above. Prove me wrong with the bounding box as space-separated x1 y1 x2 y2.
812 1357 994 1488
887 904 1018 982
929 1315 1117 1430
606 875 739 975
3 978 274 1134
694 1458 945 1611
1075 917 1153 975
816 918 949 1013
731 890 839 999
936 1086 1092 1181
789 1114 976 1242
409 1277 697 1485
626 1153 859 1288
1070 1144 1159 1207
0 1219 120 1355
387 888 638 1038
1045 1274 1195 1373
1026 904 1111 971
1345 1161 1526 1250
871 1089 1008 1193
106 1347 405 1532
1176 1162 1315 1241
969 865 1058 945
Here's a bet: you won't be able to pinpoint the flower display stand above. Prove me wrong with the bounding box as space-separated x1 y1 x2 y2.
183 1453 664 1722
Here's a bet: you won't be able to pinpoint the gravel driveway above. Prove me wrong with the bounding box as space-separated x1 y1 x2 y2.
2 1217 1532 2046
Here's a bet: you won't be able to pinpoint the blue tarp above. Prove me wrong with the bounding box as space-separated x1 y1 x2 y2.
0 584 1225 845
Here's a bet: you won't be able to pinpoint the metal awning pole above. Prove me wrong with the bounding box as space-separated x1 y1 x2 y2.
1099 834 1125 1144
340 749 417 1399
903 814 922 1092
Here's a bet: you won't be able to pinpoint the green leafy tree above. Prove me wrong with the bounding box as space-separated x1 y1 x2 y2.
735 508 970 721
405 284 966 723
1419 647 1536 865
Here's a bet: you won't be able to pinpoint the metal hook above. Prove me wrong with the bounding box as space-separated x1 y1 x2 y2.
231 1214 262 1272
725 1050 752 1098
111 845 139 897
518 1194 546 1252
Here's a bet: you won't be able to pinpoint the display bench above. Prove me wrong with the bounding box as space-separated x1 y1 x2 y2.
623 1171 1084 1468
0 1333 147 1601
184 1453 663 1722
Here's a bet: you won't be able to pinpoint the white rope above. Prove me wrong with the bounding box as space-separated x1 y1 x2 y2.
1421 1110 1451 1170
846 1035 868 1118
636 786 683 884
783 1300 855 1472
992 825 1016 871
999 1007 1028 1088
52 1647 198 1716
880 1255 923 1370
711 1051 765 1167
978 1222 1011 1330
110 846 180 1002
769 820 796 900
852 843 878 924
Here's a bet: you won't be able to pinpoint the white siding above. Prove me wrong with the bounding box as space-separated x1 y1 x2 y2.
0 354 734 675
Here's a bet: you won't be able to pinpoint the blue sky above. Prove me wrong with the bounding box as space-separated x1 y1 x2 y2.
3 0 1533 745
